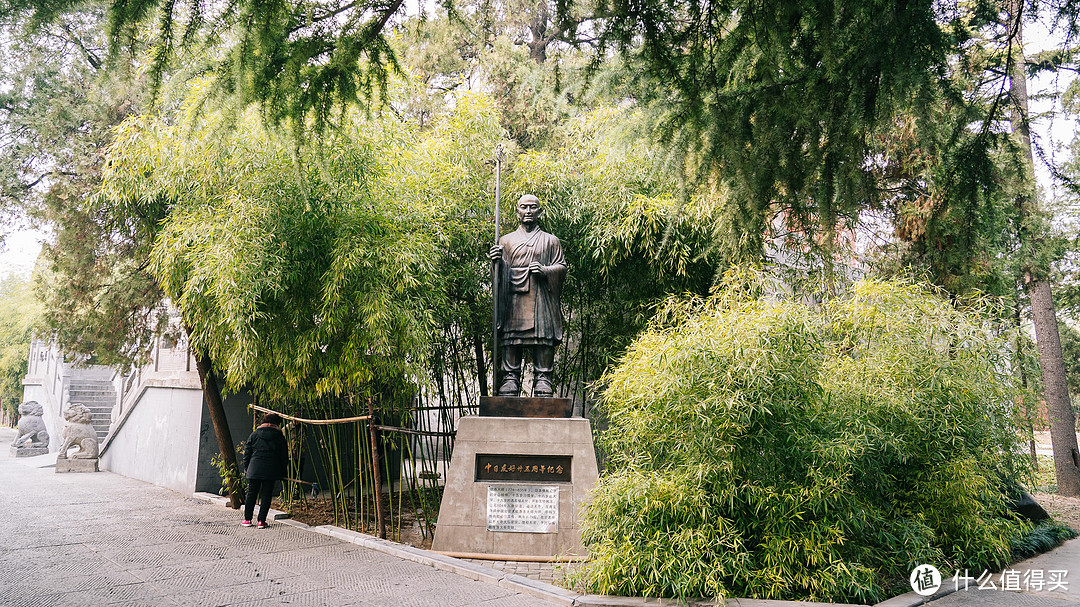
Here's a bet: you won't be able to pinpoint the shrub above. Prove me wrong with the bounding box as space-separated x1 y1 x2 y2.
576 273 1031 602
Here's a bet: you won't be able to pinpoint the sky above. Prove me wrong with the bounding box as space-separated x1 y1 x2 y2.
0 225 46 278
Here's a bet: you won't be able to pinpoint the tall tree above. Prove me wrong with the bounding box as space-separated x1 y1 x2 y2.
2 0 411 132
0 274 40 422
0 3 163 369
0 7 251 506
1006 0 1080 495
593 0 965 261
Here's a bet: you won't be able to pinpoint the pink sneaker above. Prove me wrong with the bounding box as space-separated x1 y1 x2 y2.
241 520 253 527
256 521 269 529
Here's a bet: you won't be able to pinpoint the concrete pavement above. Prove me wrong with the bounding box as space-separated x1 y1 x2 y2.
0 426 562 607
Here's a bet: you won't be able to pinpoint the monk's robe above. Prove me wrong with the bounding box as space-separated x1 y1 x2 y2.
495 226 567 346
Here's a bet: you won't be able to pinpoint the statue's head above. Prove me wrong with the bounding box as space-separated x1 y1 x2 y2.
516 194 542 226
19 401 43 417
63 403 93 424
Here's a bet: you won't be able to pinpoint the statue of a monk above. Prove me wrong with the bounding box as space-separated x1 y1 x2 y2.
487 194 567 397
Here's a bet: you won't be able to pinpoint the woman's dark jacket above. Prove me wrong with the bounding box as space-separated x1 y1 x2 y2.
243 426 289 480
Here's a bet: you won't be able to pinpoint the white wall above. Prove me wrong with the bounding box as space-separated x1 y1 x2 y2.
99 386 204 494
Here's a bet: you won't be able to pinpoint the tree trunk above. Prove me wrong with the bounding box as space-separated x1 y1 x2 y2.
1026 278 1080 493
188 328 242 508
1006 0 1080 496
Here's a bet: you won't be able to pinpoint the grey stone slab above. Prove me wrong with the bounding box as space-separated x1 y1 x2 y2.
922 589 1080 606
55 457 99 473
430 554 507 585
25 570 143 594
573 597 713 606
500 573 578 606
227 588 374 606
1 423 570 607
176 577 334 606
725 596 859 600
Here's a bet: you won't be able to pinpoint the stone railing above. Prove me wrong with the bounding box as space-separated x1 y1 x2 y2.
23 339 69 449
99 334 200 456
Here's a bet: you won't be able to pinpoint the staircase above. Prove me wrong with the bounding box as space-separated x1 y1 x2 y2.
67 379 118 445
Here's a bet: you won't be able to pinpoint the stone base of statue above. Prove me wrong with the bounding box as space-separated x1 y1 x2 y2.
479 396 573 418
56 457 99 473
431 416 598 559
10 445 50 458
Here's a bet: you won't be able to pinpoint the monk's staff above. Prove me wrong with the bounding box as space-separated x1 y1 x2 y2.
491 144 503 394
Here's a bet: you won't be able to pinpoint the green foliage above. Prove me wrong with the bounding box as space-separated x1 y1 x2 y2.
0 275 40 420
508 107 725 396
593 0 961 260
577 272 1032 602
0 5 161 370
211 444 247 498
394 0 601 148
5 0 408 135
100 92 441 402
1010 520 1077 561
0 3 121 221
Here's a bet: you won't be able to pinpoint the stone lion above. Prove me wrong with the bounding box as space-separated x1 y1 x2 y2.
58 403 98 459
13 401 49 449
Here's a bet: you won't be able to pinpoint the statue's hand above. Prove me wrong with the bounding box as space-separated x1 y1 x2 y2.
488 244 504 261
528 261 543 275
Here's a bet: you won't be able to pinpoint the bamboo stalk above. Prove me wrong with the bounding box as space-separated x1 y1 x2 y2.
250 403 371 425
367 395 386 539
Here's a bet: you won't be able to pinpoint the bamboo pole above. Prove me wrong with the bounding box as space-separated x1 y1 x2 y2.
491 144 503 395
366 395 386 539
250 403 371 425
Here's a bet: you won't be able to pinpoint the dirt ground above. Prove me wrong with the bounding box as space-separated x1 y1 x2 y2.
1033 492 1080 533
1028 430 1080 532
276 497 434 549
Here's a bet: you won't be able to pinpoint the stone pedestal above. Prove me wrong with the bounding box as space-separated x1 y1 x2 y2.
56 458 99 473
432 416 598 558
10 445 50 458
479 396 572 418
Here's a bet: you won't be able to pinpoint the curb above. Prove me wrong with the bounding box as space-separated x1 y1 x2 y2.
190 491 894 607
872 586 957 607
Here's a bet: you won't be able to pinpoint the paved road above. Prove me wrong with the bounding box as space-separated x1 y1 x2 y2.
0 427 560 607
914 538 1080 607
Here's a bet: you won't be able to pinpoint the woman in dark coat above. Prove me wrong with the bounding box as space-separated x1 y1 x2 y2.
242 413 289 528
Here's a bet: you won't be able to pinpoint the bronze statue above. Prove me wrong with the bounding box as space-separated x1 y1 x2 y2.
488 194 566 397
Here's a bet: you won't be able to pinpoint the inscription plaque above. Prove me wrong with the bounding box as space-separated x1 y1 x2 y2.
486 484 560 533
476 454 572 482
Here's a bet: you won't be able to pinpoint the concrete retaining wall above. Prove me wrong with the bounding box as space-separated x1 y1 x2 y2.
99 385 205 493
195 391 256 493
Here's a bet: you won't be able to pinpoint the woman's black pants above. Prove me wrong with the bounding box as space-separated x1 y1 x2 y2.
244 478 276 522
